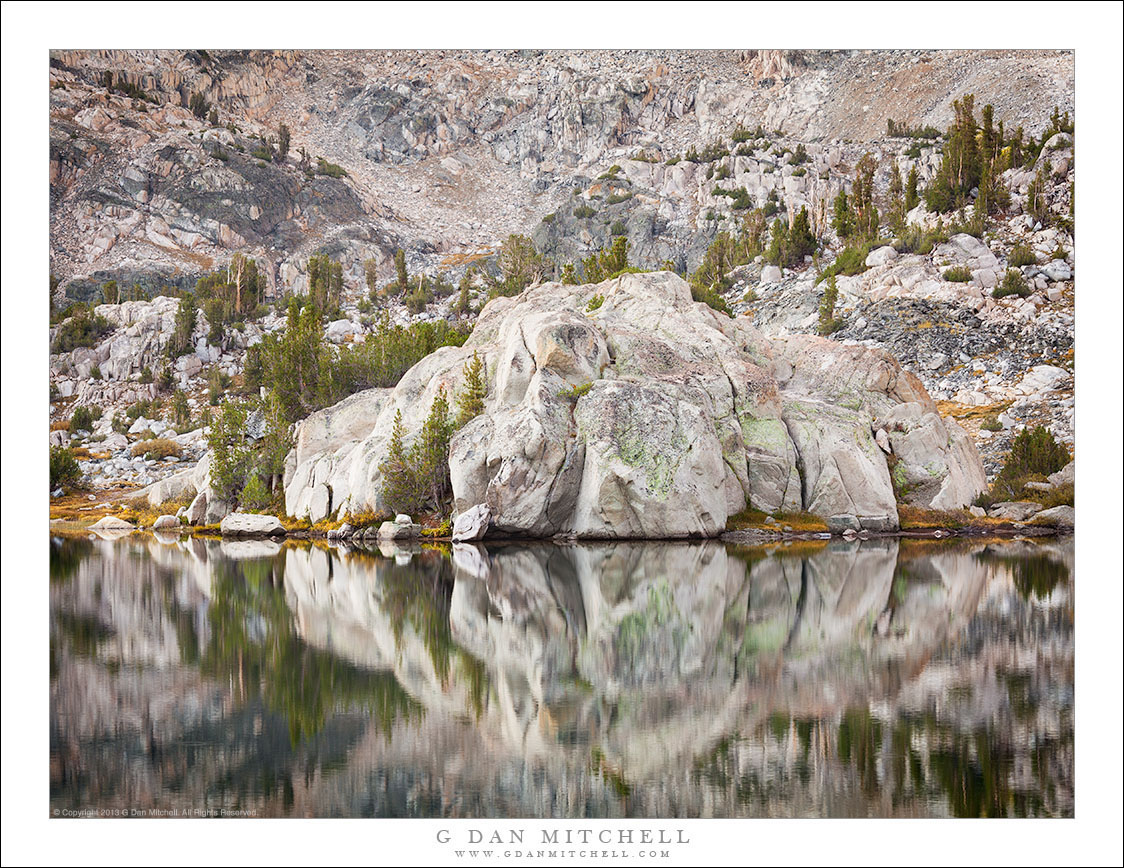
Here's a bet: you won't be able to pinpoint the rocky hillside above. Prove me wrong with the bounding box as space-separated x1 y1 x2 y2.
49 49 1075 519
50 49 1073 296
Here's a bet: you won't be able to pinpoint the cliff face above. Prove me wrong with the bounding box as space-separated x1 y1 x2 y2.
279 272 986 536
50 49 1073 297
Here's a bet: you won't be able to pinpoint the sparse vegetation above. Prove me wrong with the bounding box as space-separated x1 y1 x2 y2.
992 268 1030 299
942 265 974 282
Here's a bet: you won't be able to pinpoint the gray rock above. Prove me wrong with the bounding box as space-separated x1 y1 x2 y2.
865 245 898 267
452 504 491 541
988 501 1043 521
280 273 986 537
1030 505 1074 529
377 519 421 540
90 515 135 530
759 265 782 284
152 514 179 529
1047 461 1074 488
219 513 285 537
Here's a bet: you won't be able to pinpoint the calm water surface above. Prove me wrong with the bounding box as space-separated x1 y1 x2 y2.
49 532 1073 817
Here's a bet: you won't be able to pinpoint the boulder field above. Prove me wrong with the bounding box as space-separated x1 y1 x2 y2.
282 271 986 538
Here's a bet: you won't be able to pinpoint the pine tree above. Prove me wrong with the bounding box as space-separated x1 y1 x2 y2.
378 409 416 512
832 188 855 240
394 248 409 293
888 168 906 234
278 123 291 160
905 165 920 211
455 352 487 427
415 388 453 510
560 263 578 285
853 153 879 238
817 274 842 335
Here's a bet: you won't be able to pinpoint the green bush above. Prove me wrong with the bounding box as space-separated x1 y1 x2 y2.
1008 243 1037 267
70 405 99 432
52 306 113 354
50 446 83 491
610 220 628 236
379 391 454 515
573 203 597 219
993 268 1030 299
979 425 1071 505
942 265 973 282
817 275 844 335
130 438 182 460
315 157 347 178
585 293 605 312
816 243 871 284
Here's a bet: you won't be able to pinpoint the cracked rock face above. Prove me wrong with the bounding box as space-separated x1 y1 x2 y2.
284 272 986 536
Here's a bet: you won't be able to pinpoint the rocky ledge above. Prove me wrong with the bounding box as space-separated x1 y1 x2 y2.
281 271 986 538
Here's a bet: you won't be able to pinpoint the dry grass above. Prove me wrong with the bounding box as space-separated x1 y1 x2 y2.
50 420 70 432
896 504 1011 530
129 438 182 460
726 507 829 533
439 249 496 268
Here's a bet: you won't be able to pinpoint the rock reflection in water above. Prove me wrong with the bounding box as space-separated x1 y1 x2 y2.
49 534 1073 817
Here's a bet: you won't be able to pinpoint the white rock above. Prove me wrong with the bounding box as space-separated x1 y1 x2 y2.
219 513 285 536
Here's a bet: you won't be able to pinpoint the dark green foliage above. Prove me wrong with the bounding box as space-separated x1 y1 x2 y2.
817 275 843 335
765 208 817 269
188 91 210 118
315 157 347 178
560 263 579 285
307 254 343 314
579 236 630 283
171 390 190 427
52 305 113 353
714 186 753 209
894 223 949 255
979 425 1072 504
573 203 597 219
488 234 547 297
905 165 920 211
887 169 906 235
393 248 409 294
1026 161 1052 225
832 189 856 240
278 123 291 160
167 293 197 358
610 220 628 236
992 268 1030 299
690 284 730 316
207 365 230 405
852 153 880 238
379 390 454 514
455 351 487 428
885 119 941 139
1008 244 1037 267
138 366 154 384
605 191 633 205
206 400 254 504
69 405 99 433
50 446 83 491
585 293 604 312
816 243 872 284
251 144 273 162
101 280 119 304
942 265 973 282
790 143 809 165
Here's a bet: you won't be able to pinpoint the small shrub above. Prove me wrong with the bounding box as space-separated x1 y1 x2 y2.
606 192 633 206
138 366 154 384
573 203 597 219
980 414 1003 432
817 275 844 335
89 365 102 380
70 405 99 433
130 438 183 461
609 220 628 236
1008 243 1037 267
585 293 605 312
816 243 871 284
557 382 593 400
50 446 83 491
315 157 347 178
942 265 973 282
52 306 113 354
993 268 1030 299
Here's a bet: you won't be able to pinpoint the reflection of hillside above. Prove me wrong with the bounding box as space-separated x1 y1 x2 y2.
49 534 1073 817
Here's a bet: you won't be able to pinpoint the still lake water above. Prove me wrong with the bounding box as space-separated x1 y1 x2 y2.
49 532 1073 818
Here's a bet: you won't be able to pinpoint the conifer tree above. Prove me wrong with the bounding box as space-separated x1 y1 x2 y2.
905 165 920 212
455 352 487 428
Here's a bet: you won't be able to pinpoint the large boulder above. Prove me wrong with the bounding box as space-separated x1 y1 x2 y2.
219 513 285 536
281 272 986 536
